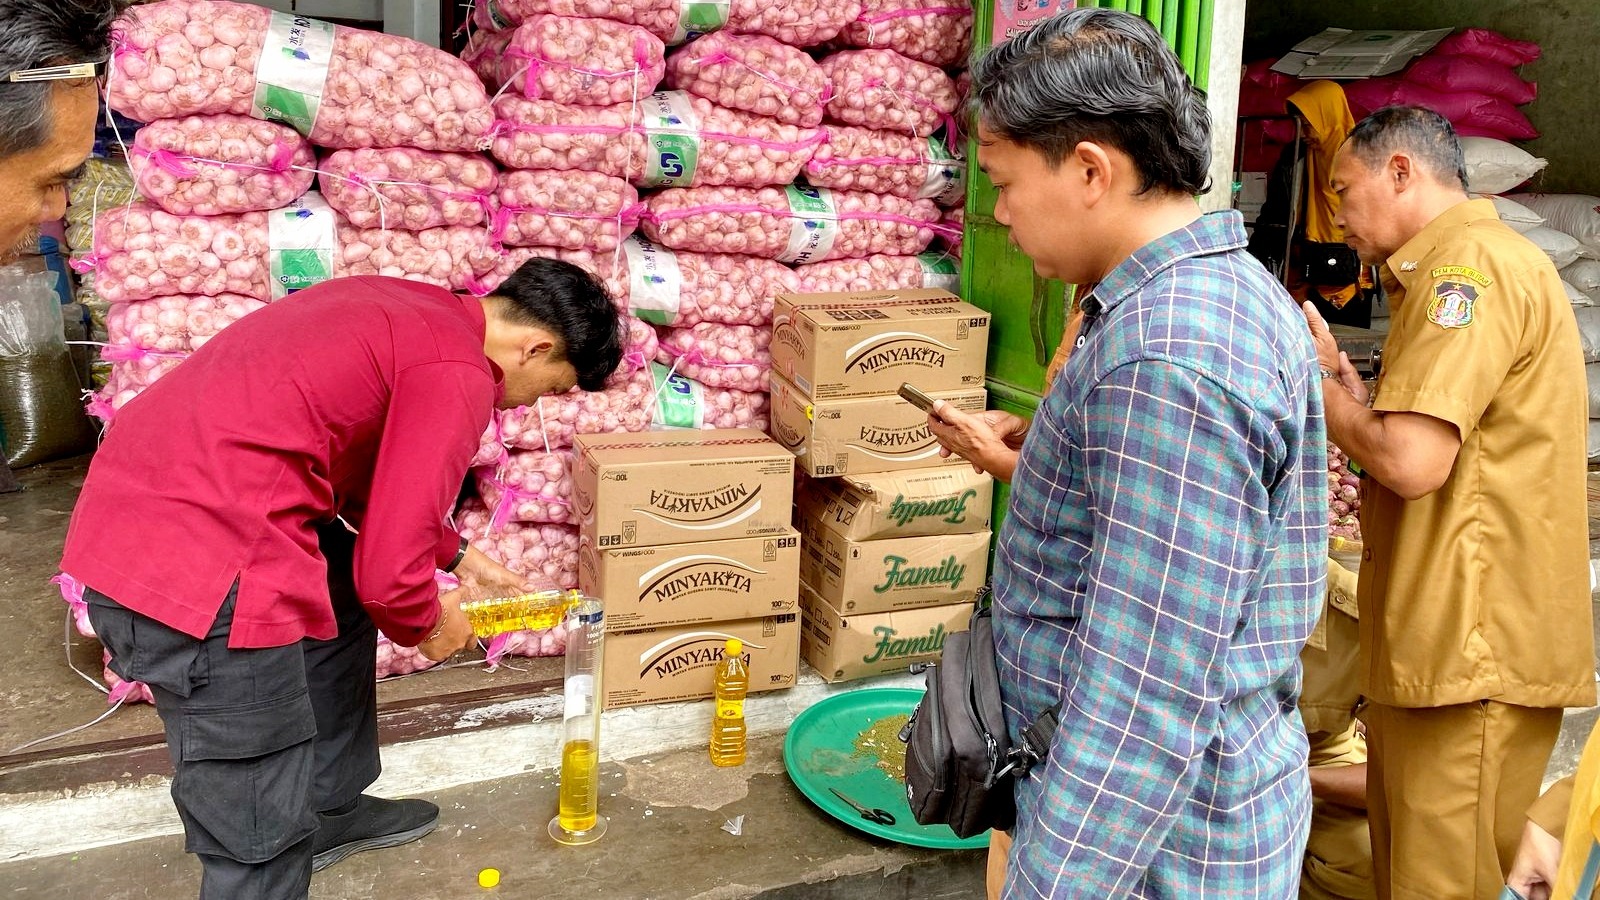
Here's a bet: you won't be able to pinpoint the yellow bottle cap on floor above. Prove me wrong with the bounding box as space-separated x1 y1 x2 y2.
478 868 501 888
726 638 742 656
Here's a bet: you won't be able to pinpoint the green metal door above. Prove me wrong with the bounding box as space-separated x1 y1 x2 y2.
962 0 1214 530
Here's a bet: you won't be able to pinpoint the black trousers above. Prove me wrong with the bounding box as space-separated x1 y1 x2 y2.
86 524 379 900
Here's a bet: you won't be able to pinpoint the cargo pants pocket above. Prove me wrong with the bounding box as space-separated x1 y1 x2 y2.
172 691 320 864
85 589 209 698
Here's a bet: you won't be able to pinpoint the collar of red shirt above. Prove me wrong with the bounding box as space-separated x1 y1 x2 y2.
454 291 506 404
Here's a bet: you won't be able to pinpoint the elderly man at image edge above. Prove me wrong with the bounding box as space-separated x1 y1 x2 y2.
928 9 1326 897
1306 106 1592 900
0 1 115 490
0 0 107 266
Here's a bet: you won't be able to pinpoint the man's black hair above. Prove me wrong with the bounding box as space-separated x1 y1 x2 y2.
969 7 1211 196
492 258 624 393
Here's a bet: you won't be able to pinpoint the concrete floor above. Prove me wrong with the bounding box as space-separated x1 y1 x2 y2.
0 734 987 899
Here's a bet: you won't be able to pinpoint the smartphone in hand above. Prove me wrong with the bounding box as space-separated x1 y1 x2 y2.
898 383 944 420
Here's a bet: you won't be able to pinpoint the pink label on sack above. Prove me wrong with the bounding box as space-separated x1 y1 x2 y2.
993 0 1074 45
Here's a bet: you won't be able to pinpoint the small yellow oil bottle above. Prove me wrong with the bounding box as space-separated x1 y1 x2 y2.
709 638 748 767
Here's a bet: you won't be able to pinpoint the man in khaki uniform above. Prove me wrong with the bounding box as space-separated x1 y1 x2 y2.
1307 106 1593 900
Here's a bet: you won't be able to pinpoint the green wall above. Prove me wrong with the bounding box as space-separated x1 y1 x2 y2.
1244 0 1599 195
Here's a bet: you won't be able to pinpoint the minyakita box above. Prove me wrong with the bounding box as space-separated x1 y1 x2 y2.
796 467 993 541
769 289 990 400
798 515 991 615
602 615 800 710
579 529 801 632
798 583 971 683
768 374 986 477
572 429 794 549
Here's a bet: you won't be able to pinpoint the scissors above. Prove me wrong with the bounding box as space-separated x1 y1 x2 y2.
829 788 896 826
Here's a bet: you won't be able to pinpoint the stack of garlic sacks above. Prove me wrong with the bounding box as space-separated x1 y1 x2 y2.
80 0 520 683
78 0 972 688
458 0 973 622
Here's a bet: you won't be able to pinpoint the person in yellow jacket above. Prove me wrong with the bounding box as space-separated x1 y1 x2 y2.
1248 80 1373 323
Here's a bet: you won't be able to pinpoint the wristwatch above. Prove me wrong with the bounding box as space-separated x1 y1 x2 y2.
444 535 469 573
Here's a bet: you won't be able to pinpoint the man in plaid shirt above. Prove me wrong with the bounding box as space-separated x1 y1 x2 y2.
929 10 1326 897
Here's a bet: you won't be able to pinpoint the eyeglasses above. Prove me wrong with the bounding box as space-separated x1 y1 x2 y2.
6 61 103 83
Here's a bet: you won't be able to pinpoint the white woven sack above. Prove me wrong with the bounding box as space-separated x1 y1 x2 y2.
1509 194 1600 259
1479 194 1544 233
1461 137 1546 194
1579 307 1600 362
1525 226 1584 269
1563 259 1600 295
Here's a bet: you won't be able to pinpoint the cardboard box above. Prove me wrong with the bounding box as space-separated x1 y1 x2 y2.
602 615 800 710
799 515 991 614
572 429 795 549
769 289 990 400
799 583 970 682
768 374 986 477
796 467 993 541
1270 27 1451 79
579 529 801 632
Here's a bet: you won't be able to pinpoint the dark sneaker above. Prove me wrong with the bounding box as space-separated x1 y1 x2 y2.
311 795 440 872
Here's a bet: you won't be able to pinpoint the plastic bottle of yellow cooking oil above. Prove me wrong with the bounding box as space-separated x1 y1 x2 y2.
709 639 748 767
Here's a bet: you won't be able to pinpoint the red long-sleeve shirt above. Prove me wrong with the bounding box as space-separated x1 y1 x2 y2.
60 277 503 648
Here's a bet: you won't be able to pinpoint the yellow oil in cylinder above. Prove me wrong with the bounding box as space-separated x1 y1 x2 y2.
709 639 748 767
557 738 599 833
461 590 575 638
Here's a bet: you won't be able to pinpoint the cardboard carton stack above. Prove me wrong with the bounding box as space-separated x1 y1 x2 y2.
572 428 801 710
766 289 995 682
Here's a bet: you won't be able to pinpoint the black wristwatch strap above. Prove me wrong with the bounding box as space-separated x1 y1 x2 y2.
444 535 469 573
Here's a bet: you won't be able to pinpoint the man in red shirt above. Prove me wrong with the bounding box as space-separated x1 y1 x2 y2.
60 259 624 899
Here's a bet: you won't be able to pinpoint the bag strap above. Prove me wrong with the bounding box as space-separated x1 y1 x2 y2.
992 702 1061 783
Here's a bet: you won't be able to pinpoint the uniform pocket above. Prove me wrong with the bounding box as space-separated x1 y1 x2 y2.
174 691 319 863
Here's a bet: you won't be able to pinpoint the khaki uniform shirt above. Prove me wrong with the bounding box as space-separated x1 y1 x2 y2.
1358 198 1593 709
1303 558 1364 749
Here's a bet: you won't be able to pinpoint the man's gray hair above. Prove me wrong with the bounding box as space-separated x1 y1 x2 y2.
1343 106 1468 191
0 0 122 159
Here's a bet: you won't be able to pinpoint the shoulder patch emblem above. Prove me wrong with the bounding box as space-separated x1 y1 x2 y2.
1428 280 1479 329
1430 265 1493 287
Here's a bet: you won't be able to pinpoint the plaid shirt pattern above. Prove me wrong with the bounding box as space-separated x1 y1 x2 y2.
994 211 1327 899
